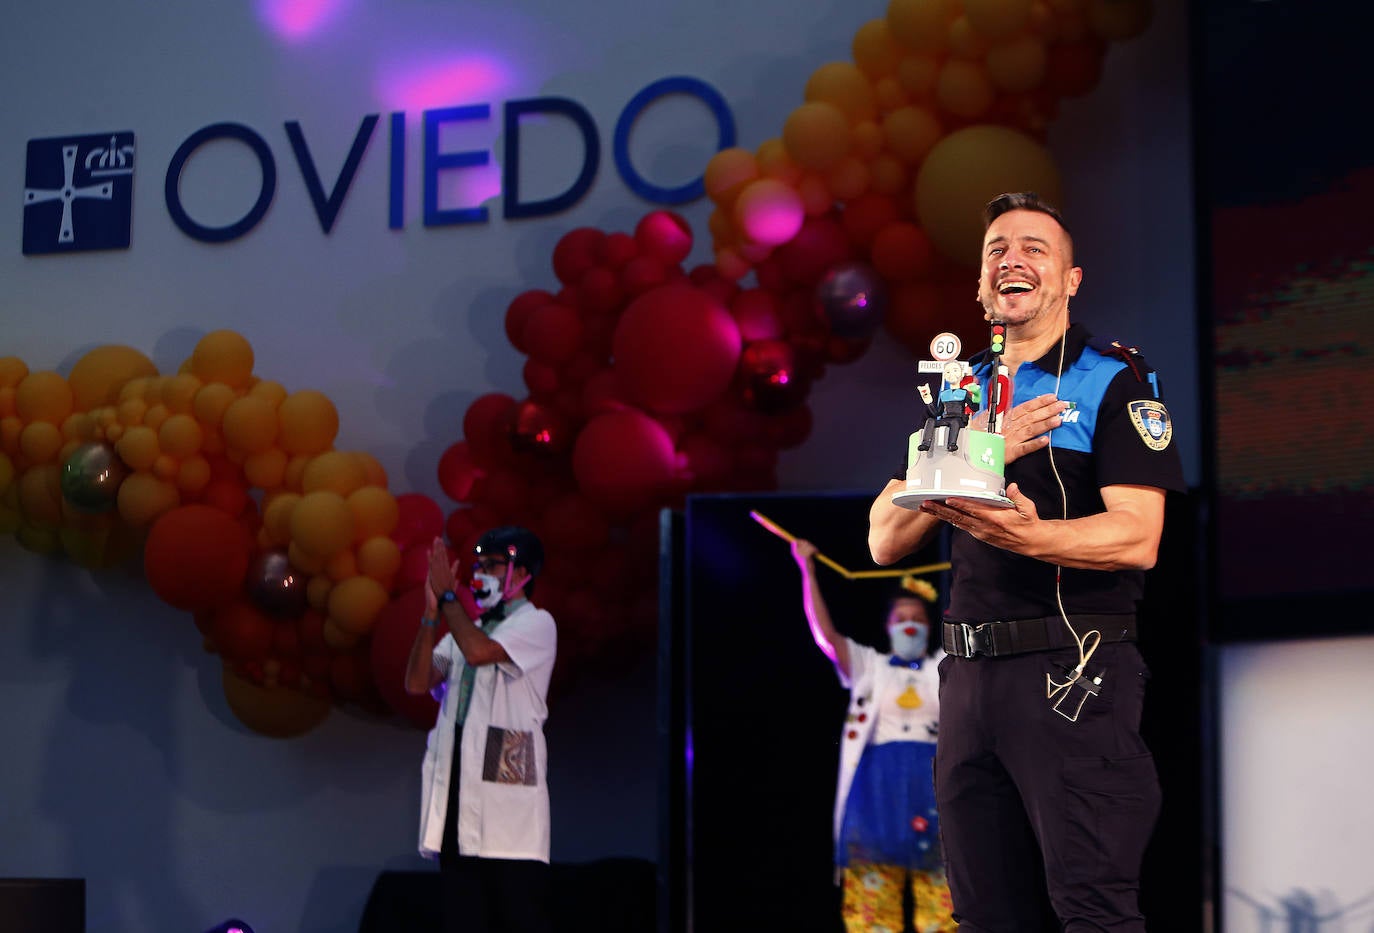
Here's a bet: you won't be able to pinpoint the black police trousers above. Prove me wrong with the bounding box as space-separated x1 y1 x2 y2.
934 641 1160 932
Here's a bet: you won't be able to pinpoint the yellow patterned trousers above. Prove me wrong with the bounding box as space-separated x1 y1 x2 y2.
841 861 956 933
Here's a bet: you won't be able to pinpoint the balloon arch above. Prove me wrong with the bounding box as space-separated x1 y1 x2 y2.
0 0 1152 737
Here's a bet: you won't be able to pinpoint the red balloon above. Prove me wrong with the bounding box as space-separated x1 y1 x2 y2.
392 493 444 549
679 432 735 489
580 369 630 419
572 410 681 515
144 504 252 612
369 585 441 729
504 289 555 352
730 288 785 342
619 255 672 297
634 210 693 266
577 265 624 316
470 468 529 515
774 214 852 288
521 302 583 366
507 399 574 458
740 339 810 413
540 494 612 552
522 358 560 400
437 441 483 503
602 231 638 268
764 405 814 449
396 542 431 593
462 392 517 468
841 192 902 250
208 598 276 664
612 282 742 414
552 227 607 284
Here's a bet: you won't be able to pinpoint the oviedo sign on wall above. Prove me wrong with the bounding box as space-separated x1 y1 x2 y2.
20 75 734 256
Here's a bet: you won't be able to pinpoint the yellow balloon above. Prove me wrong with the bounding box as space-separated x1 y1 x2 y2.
356 535 402 587
805 62 878 123
243 448 288 490
116 425 161 471
914 125 1062 267
221 666 331 739
161 373 203 414
159 413 204 459
192 382 238 429
290 490 355 557
783 102 852 172
222 395 279 455
986 34 1049 92
0 357 30 389
190 330 255 389
19 421 63 464
853 18 902 79
936 60 995 118
327 574 390 635
352 452 389 488
882 106 944 164
262 491 302 545
301 450 368 497
704 147 760 207
963 0 1034 40
66 345 158 412
115 472 181 527
347 486 400 541
278 390 339 456
15 371 74 425
886 0 954 53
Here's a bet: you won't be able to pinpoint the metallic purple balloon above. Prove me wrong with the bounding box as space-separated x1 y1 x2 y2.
815 261 887 338
246 549 308 619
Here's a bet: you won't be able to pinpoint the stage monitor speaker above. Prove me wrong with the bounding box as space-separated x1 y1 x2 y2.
0 877 84 933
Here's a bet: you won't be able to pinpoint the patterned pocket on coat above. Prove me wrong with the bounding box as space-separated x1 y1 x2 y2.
482 726 536 785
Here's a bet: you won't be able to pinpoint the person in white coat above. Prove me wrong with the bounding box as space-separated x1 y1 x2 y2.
405 526 557 933
791 538 955 933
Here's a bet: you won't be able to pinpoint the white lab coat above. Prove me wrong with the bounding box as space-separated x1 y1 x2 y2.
417 601 557 861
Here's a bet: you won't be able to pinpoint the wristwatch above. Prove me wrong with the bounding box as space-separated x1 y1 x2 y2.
440 589 459 605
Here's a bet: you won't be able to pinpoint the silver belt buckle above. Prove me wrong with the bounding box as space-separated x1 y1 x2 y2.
960 622 990 657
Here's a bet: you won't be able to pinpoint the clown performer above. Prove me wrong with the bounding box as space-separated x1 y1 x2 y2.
405 526 558 933
790 538 955 933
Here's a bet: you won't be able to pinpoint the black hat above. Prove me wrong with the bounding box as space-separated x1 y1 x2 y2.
474 526 545 578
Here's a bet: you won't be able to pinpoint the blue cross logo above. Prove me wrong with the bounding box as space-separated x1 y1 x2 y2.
23 132 135 255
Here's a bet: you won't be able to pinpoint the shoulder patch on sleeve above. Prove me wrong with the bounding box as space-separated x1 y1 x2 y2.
1127 400 1173 450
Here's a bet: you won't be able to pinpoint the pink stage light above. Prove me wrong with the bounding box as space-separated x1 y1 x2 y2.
256 0 349 42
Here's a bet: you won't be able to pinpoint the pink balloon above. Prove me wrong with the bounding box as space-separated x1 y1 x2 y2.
634 210 693 266
612 282 742 414
734 178 805 246
572 410 680 515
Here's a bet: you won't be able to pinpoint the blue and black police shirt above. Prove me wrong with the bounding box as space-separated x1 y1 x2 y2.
893 324 1187 622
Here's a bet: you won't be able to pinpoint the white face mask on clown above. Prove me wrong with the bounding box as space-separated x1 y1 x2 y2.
889 621 930 661
471 571 506 609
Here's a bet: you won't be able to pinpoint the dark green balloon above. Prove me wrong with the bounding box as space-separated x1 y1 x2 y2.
60 441 129 513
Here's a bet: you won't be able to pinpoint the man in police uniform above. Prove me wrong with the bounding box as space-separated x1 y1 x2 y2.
868 192 1185 931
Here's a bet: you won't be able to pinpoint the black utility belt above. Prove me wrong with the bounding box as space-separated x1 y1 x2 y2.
942 615 1137 659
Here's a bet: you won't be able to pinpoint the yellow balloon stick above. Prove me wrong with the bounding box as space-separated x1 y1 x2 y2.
748 510 950 579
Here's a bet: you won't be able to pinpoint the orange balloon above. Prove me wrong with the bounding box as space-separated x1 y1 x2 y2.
116 472 181 527
19 421 63 464
347 486 400 541
277 390 339 455
756 138 804 185
243 448 288 490
159 413 204 459
936 60 995 118
161 374 203 413
963 0 1034 40
882 106 944 163
804 62 878 123
262 491 301 546
192 382 238 429
18 464 63 526
887 0 954 53
327 575 391 635
15 371 74 424
301 450 368 497
0 357 30 389
356 535 402 587
116 425 161 471
221 666 331 738
289 490 354 557
783 102 852 172
985 34 1049 92
66 346 158 412
351 452 389 488
222 395 278 454
852 18 902 78
704 147 760 206
190 330 255 388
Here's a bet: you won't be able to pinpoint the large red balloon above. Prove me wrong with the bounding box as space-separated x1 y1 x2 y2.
369 585 442 729
392 493 444 550
437 441 483 502
572 410 681 515
612 282 742 414
462 392 518 468
144 504 252 612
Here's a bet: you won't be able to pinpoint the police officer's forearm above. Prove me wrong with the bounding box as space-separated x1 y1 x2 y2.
869 478 940 565
1019 486 1166 571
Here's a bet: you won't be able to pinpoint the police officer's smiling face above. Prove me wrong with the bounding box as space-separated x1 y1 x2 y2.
978 209 1082 329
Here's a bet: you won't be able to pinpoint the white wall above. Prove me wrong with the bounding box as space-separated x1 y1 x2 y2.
0 1 1196 931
